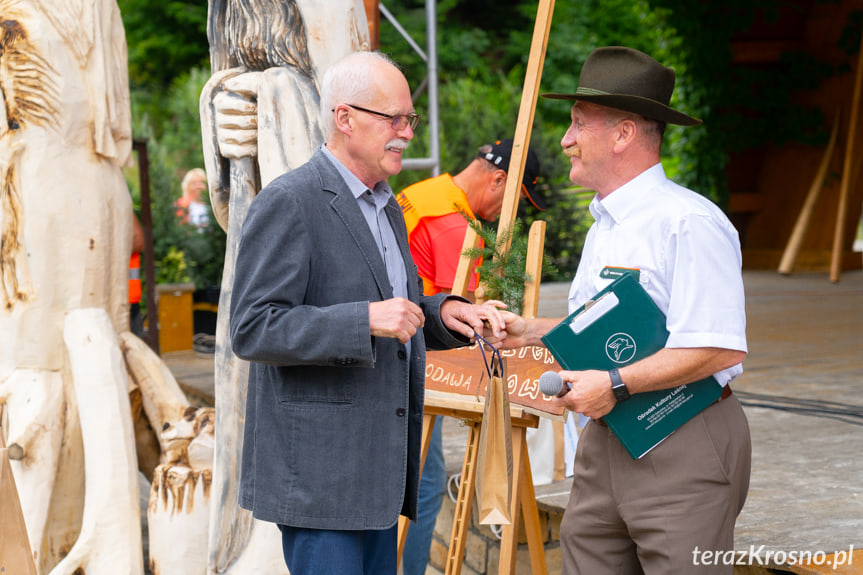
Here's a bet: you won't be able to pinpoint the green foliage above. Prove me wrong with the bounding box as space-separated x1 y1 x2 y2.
646 0 839 206
156 246 191 284
119 0 855 289
118 0 209 90
159 67 212 171
127 67 226 292
460 212 558 315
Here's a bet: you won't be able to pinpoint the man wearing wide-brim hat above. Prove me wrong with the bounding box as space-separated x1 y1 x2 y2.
497 46 751 574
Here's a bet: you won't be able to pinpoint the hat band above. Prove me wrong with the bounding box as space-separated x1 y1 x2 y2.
575 87 613 97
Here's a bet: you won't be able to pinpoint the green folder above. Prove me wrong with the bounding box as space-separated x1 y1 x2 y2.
540 273 722 459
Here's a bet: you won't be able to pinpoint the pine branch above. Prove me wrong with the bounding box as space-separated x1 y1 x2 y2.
458 208 556 315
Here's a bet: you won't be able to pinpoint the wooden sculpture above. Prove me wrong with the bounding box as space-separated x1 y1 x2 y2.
200 1 370 572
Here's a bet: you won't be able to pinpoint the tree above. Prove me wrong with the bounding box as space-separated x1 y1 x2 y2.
119 0 848 283
119 0 209 90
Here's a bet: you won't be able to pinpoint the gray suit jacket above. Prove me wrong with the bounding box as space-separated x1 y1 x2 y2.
230 148 469 530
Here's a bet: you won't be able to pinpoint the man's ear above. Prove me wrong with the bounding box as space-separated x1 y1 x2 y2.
492 169 507 191
333 105 353 135
614 119 637 150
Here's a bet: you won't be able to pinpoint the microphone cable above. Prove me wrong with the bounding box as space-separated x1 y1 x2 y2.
735 390 863 427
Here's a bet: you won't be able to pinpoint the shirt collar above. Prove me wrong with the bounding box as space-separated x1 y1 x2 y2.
589 163 667 225
321 144 393 208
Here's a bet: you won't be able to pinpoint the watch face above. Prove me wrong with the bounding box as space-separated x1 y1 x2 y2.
613 383 630 401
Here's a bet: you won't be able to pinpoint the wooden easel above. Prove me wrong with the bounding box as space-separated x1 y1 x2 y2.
396 220 551 575
428 394 546 575
397 1 556 572
395 217 559 575
455 221 551 575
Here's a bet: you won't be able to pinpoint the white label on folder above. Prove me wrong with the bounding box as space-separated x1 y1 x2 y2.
569 292 620 335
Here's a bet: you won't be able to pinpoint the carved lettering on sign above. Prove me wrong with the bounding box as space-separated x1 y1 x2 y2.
425 345 565 419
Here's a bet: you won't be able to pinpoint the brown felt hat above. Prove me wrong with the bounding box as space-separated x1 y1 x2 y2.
542 46 701 126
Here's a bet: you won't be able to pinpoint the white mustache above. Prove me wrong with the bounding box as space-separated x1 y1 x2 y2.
563 145 581 158
386 139 409 152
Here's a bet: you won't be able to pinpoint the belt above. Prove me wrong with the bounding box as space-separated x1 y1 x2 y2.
595 384 733 428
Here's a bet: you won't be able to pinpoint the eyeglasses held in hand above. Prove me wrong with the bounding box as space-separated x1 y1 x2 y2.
342 103 421 131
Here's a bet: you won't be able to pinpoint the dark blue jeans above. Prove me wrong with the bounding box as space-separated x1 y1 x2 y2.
278 523 398 575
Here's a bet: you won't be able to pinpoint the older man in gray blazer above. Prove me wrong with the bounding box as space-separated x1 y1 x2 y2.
229 51 505 575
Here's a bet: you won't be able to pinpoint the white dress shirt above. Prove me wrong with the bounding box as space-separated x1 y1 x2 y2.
568 163 747 386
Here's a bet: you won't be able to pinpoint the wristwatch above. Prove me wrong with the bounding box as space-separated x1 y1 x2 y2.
609 368 630 402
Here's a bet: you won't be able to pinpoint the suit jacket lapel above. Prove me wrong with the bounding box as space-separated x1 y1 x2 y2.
384 196 419 303
312 151 393 300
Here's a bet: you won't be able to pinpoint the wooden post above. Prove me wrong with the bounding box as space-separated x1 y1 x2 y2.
452 224 482 299
133 139 159 354
830 33 863 283
496 0 556 253
778 111 839 275
363 0 380 49
522 221 547 318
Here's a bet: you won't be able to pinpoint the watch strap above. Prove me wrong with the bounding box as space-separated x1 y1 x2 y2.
609 368 630 401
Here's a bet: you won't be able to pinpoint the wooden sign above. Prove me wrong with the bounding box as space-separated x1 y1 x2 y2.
425 345 565 420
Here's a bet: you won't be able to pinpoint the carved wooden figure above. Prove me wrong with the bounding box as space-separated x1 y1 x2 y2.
0 1 137 572
0 1 208 573
201 0 370 572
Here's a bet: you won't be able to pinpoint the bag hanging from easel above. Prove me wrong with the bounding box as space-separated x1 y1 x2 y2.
473 336 513 525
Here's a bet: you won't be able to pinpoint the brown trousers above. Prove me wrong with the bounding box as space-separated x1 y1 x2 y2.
560 395 751 574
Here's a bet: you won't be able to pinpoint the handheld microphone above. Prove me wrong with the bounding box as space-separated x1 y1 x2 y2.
539 371 570 397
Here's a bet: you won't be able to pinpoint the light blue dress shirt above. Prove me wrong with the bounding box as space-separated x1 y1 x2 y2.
321 145 411 358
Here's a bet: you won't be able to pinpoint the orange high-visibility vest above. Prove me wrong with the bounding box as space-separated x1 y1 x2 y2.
396 174 480 295
396 174 475 238
129 252 142 304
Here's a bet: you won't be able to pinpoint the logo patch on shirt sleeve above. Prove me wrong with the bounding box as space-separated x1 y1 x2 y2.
599 266 641 281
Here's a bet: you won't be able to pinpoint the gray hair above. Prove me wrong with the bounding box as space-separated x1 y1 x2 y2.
603 109 665 148
319 51 399 139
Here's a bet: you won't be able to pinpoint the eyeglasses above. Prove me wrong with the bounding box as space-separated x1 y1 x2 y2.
344 103 421 131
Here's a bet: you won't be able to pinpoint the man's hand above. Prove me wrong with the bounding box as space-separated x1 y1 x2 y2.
492 313 559 350
494 310 529 348
214 72 262 159
369 298 425 344
440 299 506 343
553 370 617 419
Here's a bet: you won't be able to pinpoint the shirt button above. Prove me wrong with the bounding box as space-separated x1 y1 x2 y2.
396 408 406 417
397 349 407 360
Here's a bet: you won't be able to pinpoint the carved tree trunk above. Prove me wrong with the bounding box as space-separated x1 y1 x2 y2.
201 2 371 573
0 2 213 574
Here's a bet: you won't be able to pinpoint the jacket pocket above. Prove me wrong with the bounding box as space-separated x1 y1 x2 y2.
270 365 354 404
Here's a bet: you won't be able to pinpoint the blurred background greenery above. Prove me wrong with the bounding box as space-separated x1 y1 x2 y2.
119 0 852 290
